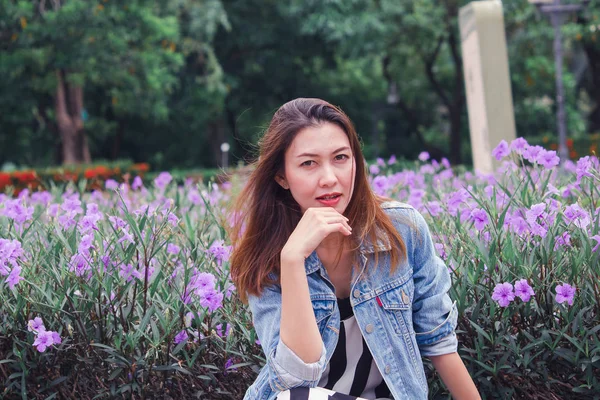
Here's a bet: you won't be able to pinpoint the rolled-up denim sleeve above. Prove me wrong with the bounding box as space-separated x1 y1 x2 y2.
409 209 458 357
247 286 327 391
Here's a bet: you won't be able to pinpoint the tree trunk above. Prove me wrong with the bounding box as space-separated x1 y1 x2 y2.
55 70 91 165
449 105 462 165
582 40 600 132
207 118 227 167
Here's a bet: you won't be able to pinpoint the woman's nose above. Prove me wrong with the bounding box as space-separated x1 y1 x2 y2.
319 165 337 187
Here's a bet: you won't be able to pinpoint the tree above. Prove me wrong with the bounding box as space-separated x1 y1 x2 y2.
1 0 183 165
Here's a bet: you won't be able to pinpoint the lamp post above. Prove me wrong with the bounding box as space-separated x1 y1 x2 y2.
220 142 230 170
529 0 589 162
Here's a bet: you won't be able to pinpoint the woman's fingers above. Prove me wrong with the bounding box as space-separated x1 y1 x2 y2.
323 217 352 232
322 221 352 236
284 207 353 258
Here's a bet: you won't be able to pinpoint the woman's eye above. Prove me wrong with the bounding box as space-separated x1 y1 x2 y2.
335 154 349 161
301 160 314 167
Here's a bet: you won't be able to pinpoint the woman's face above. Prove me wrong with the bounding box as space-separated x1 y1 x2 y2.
276 122 356 215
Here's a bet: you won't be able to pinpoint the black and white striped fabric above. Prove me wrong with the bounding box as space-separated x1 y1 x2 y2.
276 387 365 399
276 298 393 400
317 297 393 400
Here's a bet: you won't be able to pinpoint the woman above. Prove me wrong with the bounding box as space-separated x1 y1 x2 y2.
229 98 479 400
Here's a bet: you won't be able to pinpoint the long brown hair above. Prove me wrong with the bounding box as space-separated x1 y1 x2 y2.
229 98 406 302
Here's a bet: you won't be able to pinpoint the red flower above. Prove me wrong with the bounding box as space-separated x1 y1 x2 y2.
84 169 98 179
0 172 11 190
131 163 150 173
12 171 37 183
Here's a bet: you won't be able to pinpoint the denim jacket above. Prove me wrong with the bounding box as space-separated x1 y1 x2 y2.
244 202 458 400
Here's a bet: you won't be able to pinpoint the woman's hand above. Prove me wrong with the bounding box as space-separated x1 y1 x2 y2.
281 207 352 261
278 207 351 365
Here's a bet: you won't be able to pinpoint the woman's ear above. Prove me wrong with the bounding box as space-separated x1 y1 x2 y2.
275 175 289 190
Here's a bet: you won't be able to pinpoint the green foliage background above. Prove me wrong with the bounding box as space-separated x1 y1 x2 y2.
1 0 600 169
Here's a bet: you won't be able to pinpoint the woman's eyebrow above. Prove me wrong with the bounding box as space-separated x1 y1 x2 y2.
296 146 350 158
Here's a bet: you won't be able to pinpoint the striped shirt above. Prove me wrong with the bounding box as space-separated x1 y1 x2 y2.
317 297 393 399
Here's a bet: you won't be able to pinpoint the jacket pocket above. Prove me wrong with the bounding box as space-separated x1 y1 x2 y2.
376 277 414 336
311 296 335 331
375 277 424 383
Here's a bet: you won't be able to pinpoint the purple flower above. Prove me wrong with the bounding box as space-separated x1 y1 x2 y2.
59 212 79 231
224 358 237 374
200 289 224 312
492 282 515 307
419 164 435 175
51 331 62 345
154 172 172 190
31 191 52 206
167 213 178 227
167 243 181 255
69 253 91 277
592 235 600 253
6 265 24 289
208 240 232 266
526 203 546 225
555 283 576 306
190 271 216 295
78 215 99 234
174 330 189 344
369 164 380 175
446 189 470 216
185 312 196 328
470 208 489 230
47 204 60 217
506 213 529 236
554 232 571 250
510 137 528 154
523 145 544 164
371 176 390 196
78 234 94 254
538 150 560 169
132 176 143 190
3 199 34 224
388 155 397 165
0 239 24 276
108 216 128 231
425 201 443 217
564 204 591 229
188 190 202 205
61 197 83 214
514 279 535 302
105 179 119 190
28 317 46 333
119 263 142 282
118 229 135 245
216 323 231 338
225 284 236 298
418 151 430 162
576 156 594 183
33 330 55 352
434 243 447 260
492 140 510 161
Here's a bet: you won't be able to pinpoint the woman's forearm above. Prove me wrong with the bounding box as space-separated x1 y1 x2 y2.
430 352 480 400
279 254 323 363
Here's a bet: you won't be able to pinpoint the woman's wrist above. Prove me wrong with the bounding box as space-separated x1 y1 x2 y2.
280 248 306 265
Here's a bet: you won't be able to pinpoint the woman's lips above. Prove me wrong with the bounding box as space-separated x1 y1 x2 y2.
316 194 341 206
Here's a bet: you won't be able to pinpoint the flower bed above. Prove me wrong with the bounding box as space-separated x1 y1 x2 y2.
1 139 599 399
526 133 600 160
0 162 150 194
